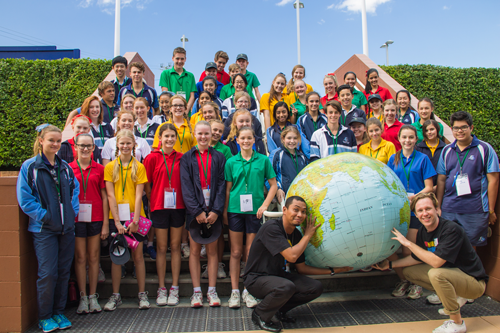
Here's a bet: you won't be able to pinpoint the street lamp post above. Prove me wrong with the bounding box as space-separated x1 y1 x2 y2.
380 40 394 66
361 0 368 57
114 0 120 57
180 35 189 49
293 0 304 64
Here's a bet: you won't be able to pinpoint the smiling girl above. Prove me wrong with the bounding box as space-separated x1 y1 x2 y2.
343 71 368 112
58 115 103 164
221 75 259 119
411 98 444 143
320 73 339 109
288 79 308 122
134 97 159 149
260 73 290 129
415 119 446 186
396 90 420 125
226 109 266 156
296 92 327 159
381 99 403 151
80 95 114 148
359 118 396 164
283 64 313 97
266 102 294 154
152 91 173 125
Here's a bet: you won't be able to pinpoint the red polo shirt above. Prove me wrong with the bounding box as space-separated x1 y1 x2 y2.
70 160 105 222
143 150 185 211
199 70 230 85
196 148 212 189
320 94 338 109
364 86 393 102
382 119 403 151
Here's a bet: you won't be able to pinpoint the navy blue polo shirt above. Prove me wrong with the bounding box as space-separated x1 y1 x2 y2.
111 77 132 104
134 119 159 149
195 80 224 99
272 148 308 193
101 100 119 124
437 135 499 214
117 82 159 119
340 105 366 127
297 112 328 141
91 123 114 148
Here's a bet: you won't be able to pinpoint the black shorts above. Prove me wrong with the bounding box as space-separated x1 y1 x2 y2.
409 216 421 229
227 213 262 234
75 221 103 238
108 219 148 243
151 209 186 229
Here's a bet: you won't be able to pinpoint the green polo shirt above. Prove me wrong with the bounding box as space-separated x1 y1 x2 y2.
159 68 197 97
245 71 260 91
411 120 444 143
291 98 307 118
219 83 255 100
213 141 233 160
352 89 368 108
225 152 276 214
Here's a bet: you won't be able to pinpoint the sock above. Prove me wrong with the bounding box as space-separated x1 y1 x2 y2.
232 289 240 294
159 287 167 291
113 293 120 297
171 286 179 290
208 287 216 293
194 287 202 293
147 241 153 247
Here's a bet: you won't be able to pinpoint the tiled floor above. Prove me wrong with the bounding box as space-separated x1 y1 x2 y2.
25 295 500 332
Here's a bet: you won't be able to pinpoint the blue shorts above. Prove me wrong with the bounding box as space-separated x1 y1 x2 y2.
441 212 489 246
151 209 185 229
227 213 262 234
75 221 103 238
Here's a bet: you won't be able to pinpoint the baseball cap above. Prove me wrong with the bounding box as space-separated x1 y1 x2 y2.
236 53 248 61
368 94 383 102
189 218 222 245
348 117 366 126
205 62 217 70
109 233 130 265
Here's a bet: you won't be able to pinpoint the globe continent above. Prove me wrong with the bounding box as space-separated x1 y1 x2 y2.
287 153 410 271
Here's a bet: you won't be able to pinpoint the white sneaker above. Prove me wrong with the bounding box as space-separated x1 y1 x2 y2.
217 262 227 279
242 289 258 308
138 292 150 309
438 297 467 315
228 291 241 308
240 262 246 277
156 288 168 306
433 320 466 333
76 295 89 314
466 298 474 304
104 294 122 311
98 265 106 283
200 245 207 258
427 293 442 305
207 290 221 307
201 264 208 279
181 243 190 259
392 280 411 297
89 294 102 313
407 285 423 299
191 291 203 308
167 288 179 306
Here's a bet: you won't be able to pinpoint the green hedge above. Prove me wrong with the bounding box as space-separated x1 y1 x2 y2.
0 58 111 169
380 64 500 153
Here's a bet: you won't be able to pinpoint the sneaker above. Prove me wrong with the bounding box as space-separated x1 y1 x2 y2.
200 245 207 259
89 294 102 313
242 289 258 308
181 243 190 259
121 265 126 279
228 291 241 308
156 287 168 306
240 262 246 277
76 295 89 314
38 318 59 333
138 292 151 309
201 264 208 279
191 291 203 308
407 285 423 299
146 246 157 260
217 262 227 279
51 314 72 330
438 297 467 315
359 266 373 272
104 294 122 311
167 288 180 306
427 293 442 305
466 298 475 304
392 280 411 297
433 320 466 333
98 265 106 283
207 290 221 307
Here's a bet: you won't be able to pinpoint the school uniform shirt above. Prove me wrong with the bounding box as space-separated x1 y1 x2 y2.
195 80 224 98
388 150 436 216
199 70 230 85
412 120 444 143
104 157 148 219
58 138 103 165
368 110 384 122
363 86 393 103
359 139 396 165
220 82 256 101
352 89 368 110
152 119 197 153
266 122 293 155
415 139 446 184
223 113 263 141
100 99 120 124
225 151 276 215
143 150 185 211
70 160 105 222
287 93 308 118
221 95 259 119
212 141 233 160
117 83 159 118
259 93 290 127
159 68 197 100
400 109 420 125
437 135 500 214
226 137 267 156
190 96 223 116
244 71 261 95
101 136 151 163
134 118 159 149
320 94 338 109
152 113 168 126
381 120 403 151
340 105 366 127
282 83 313 97
92 122 114 148
111 77 132 104
272 148 308 194
310 125 357 161
296 112 328 159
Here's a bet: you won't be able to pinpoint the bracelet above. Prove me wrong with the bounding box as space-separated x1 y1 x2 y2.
329 267 335 276
389 261 393 270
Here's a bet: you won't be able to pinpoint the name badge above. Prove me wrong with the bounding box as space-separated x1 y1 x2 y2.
164 188 176 209
240 194 253 212
456 173 472 196
118 202 131 221
60 203 64 225
177 91 186 100
78 202 92 222
203 187 210 207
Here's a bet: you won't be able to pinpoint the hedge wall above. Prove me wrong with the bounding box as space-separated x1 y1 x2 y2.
0 58 111 169
380 64 500 153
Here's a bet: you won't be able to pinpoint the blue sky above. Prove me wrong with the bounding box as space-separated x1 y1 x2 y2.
2 0 499 96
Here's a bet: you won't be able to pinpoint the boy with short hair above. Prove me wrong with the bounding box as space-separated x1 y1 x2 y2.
99 81 119 124
159 47 197 112
199 50 230 85
195 62 224 98
110 56 132 104
337 85 366 127
236 53 261 102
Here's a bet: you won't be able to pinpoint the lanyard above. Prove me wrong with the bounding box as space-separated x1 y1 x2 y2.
174 72 184 90
285 148 299 174
370 148 380 159
178 126 186 148
119 156 132 199
240 151 254 192
161 149 176 187
197 147 210 186
326 126 338 154
77 160 91 200
401 153 416 190
340 112 347 126
97 124 105 145
456 149 470 174
137 123 151 139
106 104 114 122
55 163 61 199
133 86 144 97
116 76 128 90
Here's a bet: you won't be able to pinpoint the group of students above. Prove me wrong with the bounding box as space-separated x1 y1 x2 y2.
16 48 499 333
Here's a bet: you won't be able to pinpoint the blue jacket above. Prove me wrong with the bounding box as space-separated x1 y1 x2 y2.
180 147 226 218
17 154 80 233
271 148 308 194
296 112 327 159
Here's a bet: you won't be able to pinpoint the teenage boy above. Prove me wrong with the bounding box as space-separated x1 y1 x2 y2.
337 85 366 127
195 62 224 98
117 62 159 118
436 111 499 248
236 54 261 102
110 56 132 104
159 47 197 112
373 192 488 333
199 51 230 85
219 64 242 100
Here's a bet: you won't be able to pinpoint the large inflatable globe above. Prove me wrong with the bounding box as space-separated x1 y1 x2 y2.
287 153 410 271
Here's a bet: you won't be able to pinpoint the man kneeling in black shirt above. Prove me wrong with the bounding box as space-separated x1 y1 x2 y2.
243 196 351 332
373 192 488 333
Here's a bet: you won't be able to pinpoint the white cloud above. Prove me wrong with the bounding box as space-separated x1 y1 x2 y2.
318 19 325 25
330 0 391 14
443 5 450 10
79 0 146 14
276 0 295 6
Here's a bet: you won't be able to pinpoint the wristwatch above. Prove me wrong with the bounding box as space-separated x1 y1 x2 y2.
329 267 335 276
388 261 393 270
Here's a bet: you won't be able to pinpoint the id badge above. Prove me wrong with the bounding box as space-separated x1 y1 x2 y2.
203 187 210 207
164 188 176 209
177 91 186 100
60 203 64 224
456 173 472 196
118 201 131 221
78 201 92 222
240 194 253 212
407 189 415 198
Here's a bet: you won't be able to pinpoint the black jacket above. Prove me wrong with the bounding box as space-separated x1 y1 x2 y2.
415 139 446 183
180 147 226 218
58 140 102 165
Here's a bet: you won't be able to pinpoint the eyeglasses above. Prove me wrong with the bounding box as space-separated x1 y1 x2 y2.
76 144 94 150
171 104 185 109
452 125 470 132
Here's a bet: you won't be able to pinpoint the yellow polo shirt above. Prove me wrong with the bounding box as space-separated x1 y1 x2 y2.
152 119 197 153
359 139 396 165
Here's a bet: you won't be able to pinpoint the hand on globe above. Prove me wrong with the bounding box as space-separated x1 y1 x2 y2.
372 259 389 271
391 228 411 247
303 215 319 238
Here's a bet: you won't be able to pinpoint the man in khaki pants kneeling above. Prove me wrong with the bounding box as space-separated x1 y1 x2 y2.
373 192 487 333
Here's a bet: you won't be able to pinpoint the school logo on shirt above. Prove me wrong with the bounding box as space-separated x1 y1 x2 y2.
469 155 475 161
343 137 350 144
424 238 439 253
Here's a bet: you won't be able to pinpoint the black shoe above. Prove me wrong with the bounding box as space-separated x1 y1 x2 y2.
252 310 282 332
276 311 296 323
